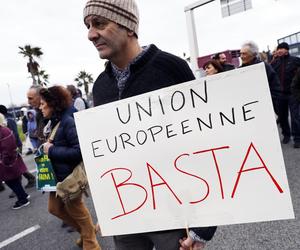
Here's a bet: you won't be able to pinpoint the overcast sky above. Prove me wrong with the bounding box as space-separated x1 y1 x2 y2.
0 0 299 107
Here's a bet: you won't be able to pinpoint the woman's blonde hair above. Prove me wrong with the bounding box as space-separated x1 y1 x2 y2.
0 113 7 127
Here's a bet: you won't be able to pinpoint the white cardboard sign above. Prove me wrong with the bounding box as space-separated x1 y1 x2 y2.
75 63 294 236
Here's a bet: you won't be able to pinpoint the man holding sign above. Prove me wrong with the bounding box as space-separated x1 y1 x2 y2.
83 0 216 249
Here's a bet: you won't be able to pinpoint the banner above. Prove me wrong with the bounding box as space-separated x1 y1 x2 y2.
35 151 56 192
75 63 294 236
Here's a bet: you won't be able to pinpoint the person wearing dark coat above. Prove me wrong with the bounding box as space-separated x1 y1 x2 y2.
214 52 235 71
84 0 216 249
39 86 100 250
271 42 300 148
239 41 281 113
20 107 28 135
0 114 30 209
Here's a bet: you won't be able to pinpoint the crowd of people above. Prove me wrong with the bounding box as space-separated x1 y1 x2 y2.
203 40 300 148
1 83 93 248
1 0 300 249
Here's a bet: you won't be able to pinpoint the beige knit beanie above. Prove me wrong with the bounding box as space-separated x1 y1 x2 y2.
83 0 139 36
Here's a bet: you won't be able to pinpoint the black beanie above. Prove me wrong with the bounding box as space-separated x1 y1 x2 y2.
0 105 8 115
277 42 289 50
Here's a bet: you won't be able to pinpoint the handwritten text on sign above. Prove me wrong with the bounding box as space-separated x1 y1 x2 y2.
75 63 294 236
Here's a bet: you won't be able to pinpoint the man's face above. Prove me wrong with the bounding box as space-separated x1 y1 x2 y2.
27 89 40 109
219 53 227 64
240 46 254 65
85 15 130 62
276 48 288 57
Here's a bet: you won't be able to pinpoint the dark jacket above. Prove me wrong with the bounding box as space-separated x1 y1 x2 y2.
93 44 196 105
291 68 300 102
271 53 300 95
0 126 27 181
240 58 281 100
222 63 235 71
93 44 217 241
5 114 22 148
35 109 47 147
48 111 82 182
21 115 28 134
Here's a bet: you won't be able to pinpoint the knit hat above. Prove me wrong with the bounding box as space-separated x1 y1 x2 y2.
0 105 8 115
83 0 139 36
277 42 289 50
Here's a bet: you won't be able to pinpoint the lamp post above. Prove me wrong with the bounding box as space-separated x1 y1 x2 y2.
184 0 216 78
6 83 16 120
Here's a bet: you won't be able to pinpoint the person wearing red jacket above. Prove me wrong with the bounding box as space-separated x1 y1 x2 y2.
0 114 30 209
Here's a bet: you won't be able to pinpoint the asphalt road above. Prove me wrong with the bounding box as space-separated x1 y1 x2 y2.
0 139 299 250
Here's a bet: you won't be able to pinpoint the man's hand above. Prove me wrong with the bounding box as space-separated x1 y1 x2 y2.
179 237 206 250
95 223 102 235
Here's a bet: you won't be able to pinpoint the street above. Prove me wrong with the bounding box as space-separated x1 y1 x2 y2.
0 139 299 250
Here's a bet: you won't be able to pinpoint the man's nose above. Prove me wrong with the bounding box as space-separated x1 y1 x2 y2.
88 27 99 41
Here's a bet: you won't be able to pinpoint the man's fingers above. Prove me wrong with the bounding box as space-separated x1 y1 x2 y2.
193 242 205 250
180 239 191 249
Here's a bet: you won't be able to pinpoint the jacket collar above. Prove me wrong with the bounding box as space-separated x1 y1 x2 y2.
104 44 160 76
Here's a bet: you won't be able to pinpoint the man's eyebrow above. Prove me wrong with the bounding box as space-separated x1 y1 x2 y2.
85 16 103 25
91 16 109 22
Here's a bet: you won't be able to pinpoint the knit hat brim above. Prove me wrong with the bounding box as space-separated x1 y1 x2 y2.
83 0 139 36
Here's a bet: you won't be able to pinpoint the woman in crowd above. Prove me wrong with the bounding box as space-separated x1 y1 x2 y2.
0 113 30 209
66 84 86 111
203 59 224 76
39 86 100 250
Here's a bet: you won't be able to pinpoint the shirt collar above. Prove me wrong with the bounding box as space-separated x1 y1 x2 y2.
111 45 150 79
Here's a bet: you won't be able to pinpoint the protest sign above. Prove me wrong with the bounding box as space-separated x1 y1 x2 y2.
35 152 56 192
75 63 294 236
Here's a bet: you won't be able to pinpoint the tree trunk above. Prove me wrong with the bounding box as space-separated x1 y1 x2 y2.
84 82 89 96
27 61 38 85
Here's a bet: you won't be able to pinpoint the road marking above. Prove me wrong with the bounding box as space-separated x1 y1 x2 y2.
0 225 40 249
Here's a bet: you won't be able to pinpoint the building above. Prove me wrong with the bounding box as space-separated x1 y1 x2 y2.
220 0 252 18
185 0 299 76
278 31 300 57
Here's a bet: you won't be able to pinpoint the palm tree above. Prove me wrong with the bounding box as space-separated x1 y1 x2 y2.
18 45 43 85
74 71 94 96
37 69 49 86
